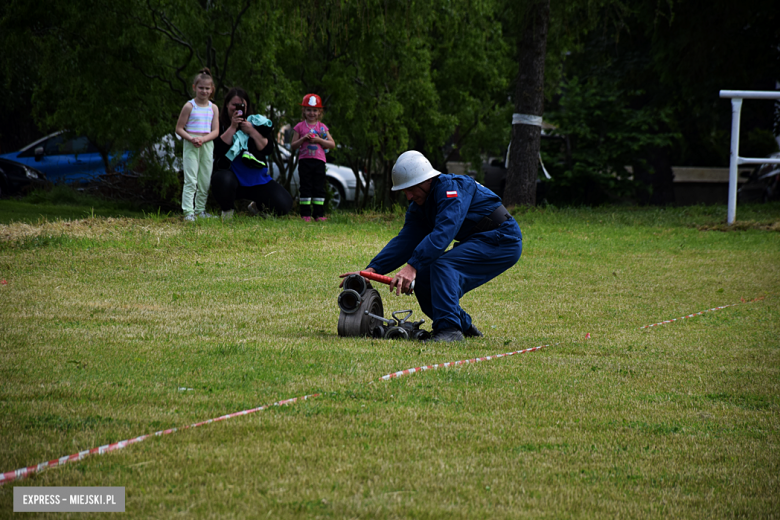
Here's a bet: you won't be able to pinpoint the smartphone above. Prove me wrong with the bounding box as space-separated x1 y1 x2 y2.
237 103 246 120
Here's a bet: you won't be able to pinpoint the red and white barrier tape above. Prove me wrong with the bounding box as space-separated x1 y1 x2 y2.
1 297 765 485
376 343 551 382
639 296 764 329
0 394 319 486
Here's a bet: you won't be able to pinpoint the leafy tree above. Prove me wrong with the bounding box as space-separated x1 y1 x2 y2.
541 76 678 205
549 0 779 204
1 1 142 164
430 0 516 177
274 1 463 208
273 0 526 209
0 1 41 153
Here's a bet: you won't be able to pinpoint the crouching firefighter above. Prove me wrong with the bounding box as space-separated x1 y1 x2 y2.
340 150 523 342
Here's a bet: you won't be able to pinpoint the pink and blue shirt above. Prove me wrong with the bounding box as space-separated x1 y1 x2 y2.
294 121 329 162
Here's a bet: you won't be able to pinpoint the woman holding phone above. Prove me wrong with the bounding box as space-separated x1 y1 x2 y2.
211 87 293 219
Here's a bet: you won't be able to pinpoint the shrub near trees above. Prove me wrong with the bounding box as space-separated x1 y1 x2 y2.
0 0 776 207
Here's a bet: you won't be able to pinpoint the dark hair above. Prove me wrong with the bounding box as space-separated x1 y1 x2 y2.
192 67 215 99
220 87 251 128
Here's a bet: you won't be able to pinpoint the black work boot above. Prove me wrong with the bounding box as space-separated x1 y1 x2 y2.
427 327 465 343
464 324 484 338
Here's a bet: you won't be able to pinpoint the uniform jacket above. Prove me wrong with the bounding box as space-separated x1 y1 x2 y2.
367 174 504 274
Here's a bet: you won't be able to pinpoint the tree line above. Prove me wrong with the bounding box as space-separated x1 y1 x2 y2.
1 0 776 208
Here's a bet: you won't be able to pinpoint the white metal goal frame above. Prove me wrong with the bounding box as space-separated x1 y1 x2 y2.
719 90 780 224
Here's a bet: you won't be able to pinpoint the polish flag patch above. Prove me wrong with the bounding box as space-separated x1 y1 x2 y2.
446 190 458 198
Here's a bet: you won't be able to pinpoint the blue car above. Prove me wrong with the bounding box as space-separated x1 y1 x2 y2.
0 131 131 184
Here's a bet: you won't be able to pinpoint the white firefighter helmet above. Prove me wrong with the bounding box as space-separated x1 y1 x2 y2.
391 151 441 191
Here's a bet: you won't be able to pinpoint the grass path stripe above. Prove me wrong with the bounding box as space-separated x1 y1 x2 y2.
0 298 763 486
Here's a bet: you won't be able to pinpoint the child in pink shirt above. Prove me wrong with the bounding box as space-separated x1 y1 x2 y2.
290 94 336 221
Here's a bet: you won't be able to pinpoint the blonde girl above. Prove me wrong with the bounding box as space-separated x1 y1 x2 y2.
175 67 219 220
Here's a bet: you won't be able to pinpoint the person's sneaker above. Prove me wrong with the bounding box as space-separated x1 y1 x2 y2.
240 151 266 169
184 213 196 222
247 201 260 216
221 209 234 220
197 211 215 219
302 216 313 222
427 327 465 343
316 216 327 222
464 324 484 338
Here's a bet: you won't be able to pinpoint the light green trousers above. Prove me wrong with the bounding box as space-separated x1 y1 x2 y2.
182 140 214 214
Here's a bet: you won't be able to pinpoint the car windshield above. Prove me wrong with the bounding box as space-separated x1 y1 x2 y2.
46 135 98 155
27 135 99 157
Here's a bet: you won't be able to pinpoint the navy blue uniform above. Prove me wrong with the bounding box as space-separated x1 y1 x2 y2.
367 174 523 332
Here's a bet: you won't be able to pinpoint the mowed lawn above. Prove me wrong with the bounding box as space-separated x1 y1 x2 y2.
0 203 778 519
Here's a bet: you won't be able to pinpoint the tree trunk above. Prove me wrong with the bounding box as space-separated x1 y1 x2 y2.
504 0 550 207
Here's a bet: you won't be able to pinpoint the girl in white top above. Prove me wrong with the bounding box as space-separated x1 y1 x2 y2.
175 67 220 220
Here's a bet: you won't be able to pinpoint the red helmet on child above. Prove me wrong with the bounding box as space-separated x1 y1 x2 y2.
301 94 323 108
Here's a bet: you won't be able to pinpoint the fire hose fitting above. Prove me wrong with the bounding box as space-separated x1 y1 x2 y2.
384 327 410 340
342 273 368 296
337 289 363 314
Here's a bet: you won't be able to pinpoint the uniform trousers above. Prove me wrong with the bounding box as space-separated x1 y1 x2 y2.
413 219 522 332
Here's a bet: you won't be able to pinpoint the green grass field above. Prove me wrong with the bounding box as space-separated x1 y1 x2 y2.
0 186 148 225
1 201 778 518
